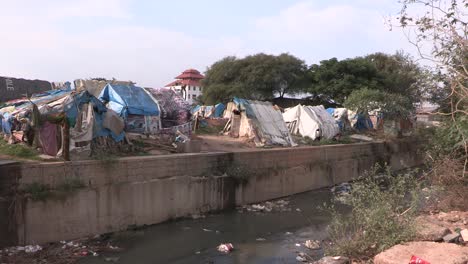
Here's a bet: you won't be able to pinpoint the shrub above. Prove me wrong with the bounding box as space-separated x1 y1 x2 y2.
325 165 422 259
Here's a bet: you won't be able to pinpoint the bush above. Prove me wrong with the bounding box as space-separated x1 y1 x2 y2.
325 165 422 259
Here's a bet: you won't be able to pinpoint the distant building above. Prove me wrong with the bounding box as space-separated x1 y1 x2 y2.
0 76 52 103
165 69 204 104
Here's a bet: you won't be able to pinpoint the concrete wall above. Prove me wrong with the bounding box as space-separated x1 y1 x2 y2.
2 139 423 246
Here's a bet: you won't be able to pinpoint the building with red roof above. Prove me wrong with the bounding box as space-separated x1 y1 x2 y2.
165 69 204 104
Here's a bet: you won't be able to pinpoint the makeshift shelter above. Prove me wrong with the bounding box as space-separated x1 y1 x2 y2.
145 87 192 135
283 105 340 140
326 107 352 132
0 90 125 158
99 84 161 134
348 111 374 131
192 103 226 119
223 98 295 147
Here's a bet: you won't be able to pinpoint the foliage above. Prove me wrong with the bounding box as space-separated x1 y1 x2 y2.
22 182 51 201
397 0 467 163
225 163 253 185
308 57 380 104
307 52 428 105
195 124 224 135
201 53 308 104
325 165 422 258
0 140 39 160
344 88 414 119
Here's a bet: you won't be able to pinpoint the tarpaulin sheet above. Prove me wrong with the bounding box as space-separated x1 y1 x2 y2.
284 105 340 140
99 84 159 117
39 121 58 156
231 98 295 146
213 103 225 118
145 88 191 127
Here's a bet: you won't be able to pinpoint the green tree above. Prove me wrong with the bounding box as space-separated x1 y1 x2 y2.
398 0 467 172
201 53 307 104
307 57 380 104
344 88 414 119
307 52 429 105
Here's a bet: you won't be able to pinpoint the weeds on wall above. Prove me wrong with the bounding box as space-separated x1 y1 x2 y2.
21 178 86 201
324 165 422 259
224 163 253 185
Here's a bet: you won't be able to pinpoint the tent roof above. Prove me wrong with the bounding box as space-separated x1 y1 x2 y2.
99 84 159 117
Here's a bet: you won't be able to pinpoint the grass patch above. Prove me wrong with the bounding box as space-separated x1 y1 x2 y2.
0 139 39 160
195 124 225 135
302 135 353 146
324 165 422 259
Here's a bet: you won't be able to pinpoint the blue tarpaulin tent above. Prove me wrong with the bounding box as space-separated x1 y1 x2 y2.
99 84 160 134
213 103 225 118
99 84 159 118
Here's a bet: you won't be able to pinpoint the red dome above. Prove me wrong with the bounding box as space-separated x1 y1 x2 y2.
175 69 204 80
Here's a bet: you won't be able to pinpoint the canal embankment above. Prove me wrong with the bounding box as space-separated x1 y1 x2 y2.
0 139 423 247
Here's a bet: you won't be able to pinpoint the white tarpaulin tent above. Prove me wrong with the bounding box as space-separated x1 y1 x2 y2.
283 104 340 140
223 98 295 147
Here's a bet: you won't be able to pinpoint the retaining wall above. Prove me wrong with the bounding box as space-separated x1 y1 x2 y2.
1 139 423 246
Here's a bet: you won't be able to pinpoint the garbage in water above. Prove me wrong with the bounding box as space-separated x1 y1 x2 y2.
296 255 307 262
285 232 293 235
104 256 120 262
217 243 234 253
256 238 266 241
238 199 291 213
295 252 312 262
409 255 430 264
331 182 351 195
295 243 301 247
24 245 42 253
304 240 320 250
202 228 213 232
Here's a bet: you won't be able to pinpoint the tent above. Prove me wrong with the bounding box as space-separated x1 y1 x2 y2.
283 105 340 140
0 90 125 157
326 107 352 132
223 98 295 147
144 88 192 135
99 84 161 134
192 103 226 118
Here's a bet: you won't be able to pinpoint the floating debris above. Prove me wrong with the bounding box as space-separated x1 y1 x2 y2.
217 243 234 253
238 199 291 213
304 240 321 250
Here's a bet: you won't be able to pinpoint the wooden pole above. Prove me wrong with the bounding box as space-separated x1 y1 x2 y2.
62 117 70 161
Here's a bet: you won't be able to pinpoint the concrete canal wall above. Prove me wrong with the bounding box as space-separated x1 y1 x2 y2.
0 139 423 246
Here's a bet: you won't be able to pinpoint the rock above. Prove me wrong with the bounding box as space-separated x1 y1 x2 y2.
415 216 451 241
461 229 468 242
313 256 350 264
443 232 461 243
374 241 468 264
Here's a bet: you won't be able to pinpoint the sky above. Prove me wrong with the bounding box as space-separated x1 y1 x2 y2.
0 0 418 88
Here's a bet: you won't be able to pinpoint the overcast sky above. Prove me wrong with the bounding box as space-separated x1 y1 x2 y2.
0 0 417 88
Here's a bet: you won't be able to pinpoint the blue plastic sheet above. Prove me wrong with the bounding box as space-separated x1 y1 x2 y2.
99 84 159 117
213 103 225 118
354 113 373 130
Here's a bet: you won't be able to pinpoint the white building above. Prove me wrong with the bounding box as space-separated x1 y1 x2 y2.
165 68 204 104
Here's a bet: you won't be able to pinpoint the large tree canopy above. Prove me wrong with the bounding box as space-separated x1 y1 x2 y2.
307 57 379 104
307 52 429 116
201 53 307 104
